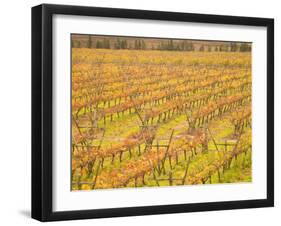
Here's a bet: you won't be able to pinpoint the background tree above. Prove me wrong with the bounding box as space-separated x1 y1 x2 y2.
114 39 121 49
121 40 128 49
141 40 146 50
240 43 251 52
135 40 141 49
188 42 194 51
230 42 238 52
219 44 228 52
167 40 174 50
87 35 92 48
103 39 110 49
96 40 103 49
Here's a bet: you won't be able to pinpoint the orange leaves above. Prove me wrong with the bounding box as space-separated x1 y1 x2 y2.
229 106 251 124
71 48 252 190
94 148 165 189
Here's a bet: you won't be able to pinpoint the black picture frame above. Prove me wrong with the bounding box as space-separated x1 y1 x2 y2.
32 3 274 222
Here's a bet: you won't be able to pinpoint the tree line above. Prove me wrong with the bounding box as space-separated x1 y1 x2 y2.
71 36 251 52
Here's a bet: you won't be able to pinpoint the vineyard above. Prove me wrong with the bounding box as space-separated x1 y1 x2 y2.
71 47 252 190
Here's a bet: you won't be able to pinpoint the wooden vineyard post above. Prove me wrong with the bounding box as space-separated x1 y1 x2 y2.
169 171 173 186
207 127 219 152
92 160 101 189
182 159 190 185
160 129 175 174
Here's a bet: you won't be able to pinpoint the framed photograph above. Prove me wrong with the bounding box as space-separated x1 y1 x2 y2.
32 4 274 221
